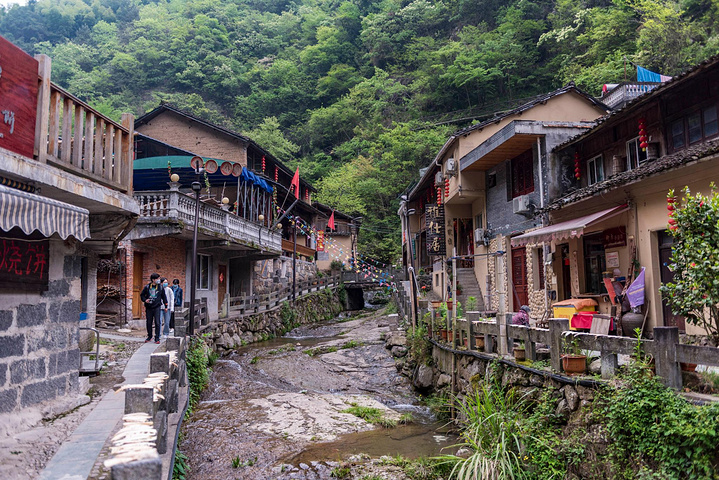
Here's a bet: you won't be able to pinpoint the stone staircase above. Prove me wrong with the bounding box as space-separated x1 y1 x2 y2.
456 267 485 311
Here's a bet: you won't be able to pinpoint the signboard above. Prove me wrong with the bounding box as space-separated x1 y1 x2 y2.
425 204 446 257
0 35 39 158
316 231 325 251
606 251 620 269
0 235 49 292
602 226 627 249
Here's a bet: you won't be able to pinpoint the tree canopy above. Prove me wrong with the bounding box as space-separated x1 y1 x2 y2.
4 0 719 261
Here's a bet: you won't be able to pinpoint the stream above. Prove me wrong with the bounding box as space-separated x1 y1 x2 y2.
181 308 456 479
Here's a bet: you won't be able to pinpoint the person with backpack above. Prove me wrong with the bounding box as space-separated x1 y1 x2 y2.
170 278 183 332
140 273 167 344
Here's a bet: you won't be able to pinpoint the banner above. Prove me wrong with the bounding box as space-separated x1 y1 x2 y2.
425 204 445 256
316 231 325 251
627 267 646 308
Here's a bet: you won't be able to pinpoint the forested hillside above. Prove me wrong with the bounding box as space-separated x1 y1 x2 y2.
3 0 719 261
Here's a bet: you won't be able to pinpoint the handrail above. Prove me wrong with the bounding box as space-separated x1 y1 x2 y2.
79 327 101 373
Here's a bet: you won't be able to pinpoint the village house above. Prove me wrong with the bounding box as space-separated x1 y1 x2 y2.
0 38 138 426
512 55 719 334
112 104 323 327
312 202 360 271
402 85 609 314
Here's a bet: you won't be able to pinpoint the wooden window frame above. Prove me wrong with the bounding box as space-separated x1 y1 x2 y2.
510 150 534 198
587 155 604 185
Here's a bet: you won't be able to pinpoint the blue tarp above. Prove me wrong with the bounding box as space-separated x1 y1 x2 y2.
240 167 273 193
637 66 663 83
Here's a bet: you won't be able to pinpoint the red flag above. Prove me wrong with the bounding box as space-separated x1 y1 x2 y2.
291 168 300 198
328 211 335 231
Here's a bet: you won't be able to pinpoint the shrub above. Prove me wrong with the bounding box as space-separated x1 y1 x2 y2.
186 336 211 414
465 296 478 312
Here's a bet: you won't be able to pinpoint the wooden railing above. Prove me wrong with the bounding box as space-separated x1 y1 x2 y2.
282 239 316 259
228 273 341 317
34 55 134 194
134 190 282 253
426 311 719 390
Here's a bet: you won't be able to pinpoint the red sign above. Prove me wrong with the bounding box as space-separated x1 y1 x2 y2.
0 35 39 158
316 231 325 251
602 226 627 249
0 236 49 292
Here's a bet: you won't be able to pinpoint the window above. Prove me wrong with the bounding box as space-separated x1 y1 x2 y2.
704 105 718 137
583 234 605 294
511 150 534 198
671 119 685 149
197 254 211 290
626 137 648 170
688 112 702 144
670 105 719 150
475 213 483 230
587 155 604 185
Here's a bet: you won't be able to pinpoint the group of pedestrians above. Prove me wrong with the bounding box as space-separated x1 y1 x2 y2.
139 272 184 343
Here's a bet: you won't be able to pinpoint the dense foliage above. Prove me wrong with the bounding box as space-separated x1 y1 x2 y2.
4 0 719 261
661 186 719 340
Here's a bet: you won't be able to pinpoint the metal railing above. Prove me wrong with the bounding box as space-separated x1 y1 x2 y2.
134 190 282 253
600 82 661 109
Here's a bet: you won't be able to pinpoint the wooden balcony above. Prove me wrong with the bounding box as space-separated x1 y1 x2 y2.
134 190 282 254
282 239 316 260
34 56 133 194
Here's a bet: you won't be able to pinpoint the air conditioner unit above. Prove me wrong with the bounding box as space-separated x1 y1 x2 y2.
473 228 486 244
445 157 457 176
434 171 443 184
512 194 532 215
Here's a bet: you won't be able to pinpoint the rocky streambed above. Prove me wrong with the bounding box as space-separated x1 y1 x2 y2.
180 309 455 479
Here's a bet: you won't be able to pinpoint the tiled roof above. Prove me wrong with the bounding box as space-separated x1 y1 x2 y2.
541 138 719 212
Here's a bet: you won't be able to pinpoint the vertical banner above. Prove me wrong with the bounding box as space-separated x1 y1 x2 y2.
425 204 446 256
316 231 325 252
0 36 39 158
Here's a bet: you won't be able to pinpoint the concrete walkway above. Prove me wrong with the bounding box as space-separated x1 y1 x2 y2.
38 338 159 480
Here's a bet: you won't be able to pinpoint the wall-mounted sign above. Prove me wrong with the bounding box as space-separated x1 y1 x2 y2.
425 205 446 256
0 236 49 292
316 231 325 251
606 251 620 269
602 226 627 249
0 36 39 158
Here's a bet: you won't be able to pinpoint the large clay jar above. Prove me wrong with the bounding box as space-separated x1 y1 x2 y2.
621 312 644 337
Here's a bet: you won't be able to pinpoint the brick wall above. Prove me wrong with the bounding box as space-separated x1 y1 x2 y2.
0 239 83 421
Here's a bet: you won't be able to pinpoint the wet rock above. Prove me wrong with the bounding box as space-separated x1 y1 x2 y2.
413 364 434 389
437 373 452 388
589 358 601 375
391 346 408 358
563 385 579 411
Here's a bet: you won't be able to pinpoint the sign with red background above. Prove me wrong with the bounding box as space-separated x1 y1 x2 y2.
0 35 38 158
316 231 325 251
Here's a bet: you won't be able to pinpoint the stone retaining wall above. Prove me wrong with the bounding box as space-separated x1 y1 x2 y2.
205 288 344 351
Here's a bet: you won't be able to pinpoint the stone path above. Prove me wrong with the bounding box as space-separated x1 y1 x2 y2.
38 336 158 480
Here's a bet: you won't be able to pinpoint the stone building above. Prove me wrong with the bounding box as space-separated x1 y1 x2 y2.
0 40 137 427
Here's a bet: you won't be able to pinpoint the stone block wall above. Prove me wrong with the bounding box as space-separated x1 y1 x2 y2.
253 256 317 295
0 239 84 423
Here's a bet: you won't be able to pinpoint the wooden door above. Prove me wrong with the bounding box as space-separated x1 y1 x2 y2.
560 244 572 300
511 246 529 308
132 253 144 319
218 264 227 312
658 232 685 331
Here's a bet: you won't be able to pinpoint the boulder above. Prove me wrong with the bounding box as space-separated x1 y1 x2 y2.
413 364 434 389
589 358 601 375
437 373 452 388
391 346 408 358
555 398 570 420
563 385 579 411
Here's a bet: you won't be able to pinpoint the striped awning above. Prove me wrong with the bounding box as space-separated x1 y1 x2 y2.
0 184 90 241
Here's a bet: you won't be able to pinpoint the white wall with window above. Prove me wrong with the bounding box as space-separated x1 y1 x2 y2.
626 137 648 170
197 254 211 290
587 155 604 185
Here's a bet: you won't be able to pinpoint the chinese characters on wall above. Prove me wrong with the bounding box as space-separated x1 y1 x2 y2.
425 204 446 257
0 237 49 292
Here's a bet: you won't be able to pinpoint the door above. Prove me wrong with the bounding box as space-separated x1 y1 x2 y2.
560 244 572 300
132 253 144 319
511 246 529 308
658 232 685 331
218 264 227 312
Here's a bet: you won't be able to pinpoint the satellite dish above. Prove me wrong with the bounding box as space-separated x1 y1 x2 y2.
190 156 204 171
232 163 242 177
220 161 233 175
205 159 218 174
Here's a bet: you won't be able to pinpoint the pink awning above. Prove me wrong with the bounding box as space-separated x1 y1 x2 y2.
511 204 628 246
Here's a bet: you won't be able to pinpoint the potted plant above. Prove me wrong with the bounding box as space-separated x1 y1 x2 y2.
456 282 463 296
513 340 526 361
465 296 478 312
436 309 448 341
421 312 432 337
561 334 587 375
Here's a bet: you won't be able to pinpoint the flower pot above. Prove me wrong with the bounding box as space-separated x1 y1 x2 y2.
475 336 485 351
562 355 587 375
681 362 698 372
418 299 429 309
440 329 448 341
446 301 453 311
447 331 454 342
431 301 442 309
463 337 468 347
513 347 526 361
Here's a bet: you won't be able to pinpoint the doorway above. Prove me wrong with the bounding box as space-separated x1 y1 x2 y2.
511 246 528 308
454 218 474 267
658 231 685 331
559 244 571 300
218 264 227 312
132 252 144 319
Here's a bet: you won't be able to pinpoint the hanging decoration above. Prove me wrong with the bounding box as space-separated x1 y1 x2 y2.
667 192 678 231
638 118 648 151
274 166 279 182
436 187 442 207
574 152 581 180
262 155 266 173
444 177 450 197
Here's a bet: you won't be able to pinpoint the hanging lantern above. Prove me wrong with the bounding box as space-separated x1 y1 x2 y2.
262 155 266 173
574 152 581 180
638 118 649 151
444 177 450 197
437 187 441 206
274 166 279 182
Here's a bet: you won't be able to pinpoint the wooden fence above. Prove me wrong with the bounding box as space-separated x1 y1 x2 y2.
228 274 341 317
424 310 719 390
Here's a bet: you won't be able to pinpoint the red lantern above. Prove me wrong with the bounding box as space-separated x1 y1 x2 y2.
574 152 581 180
638 118 648 151
437 187 441 206
444 178 450 197
262 155 266 173
274 166 279 182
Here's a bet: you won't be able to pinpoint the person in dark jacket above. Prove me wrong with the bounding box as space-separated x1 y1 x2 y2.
512 305 531 326
170 278 183 331
140 272 167 343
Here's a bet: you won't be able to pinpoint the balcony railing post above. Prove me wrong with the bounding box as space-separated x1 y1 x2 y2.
121 113 134 194
34 54 52 163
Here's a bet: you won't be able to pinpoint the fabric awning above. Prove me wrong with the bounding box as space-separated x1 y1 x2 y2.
511 204 628 247
0 184 90 241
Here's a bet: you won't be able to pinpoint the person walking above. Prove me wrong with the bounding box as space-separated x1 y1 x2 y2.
170 278 183 332
160 277 174 338
140 273 167 344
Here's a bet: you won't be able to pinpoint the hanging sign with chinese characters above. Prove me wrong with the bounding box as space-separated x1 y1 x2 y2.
602 226 627 249
316 231 325 251
0 35 39 158
0 236 49 292
425 204 446 257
